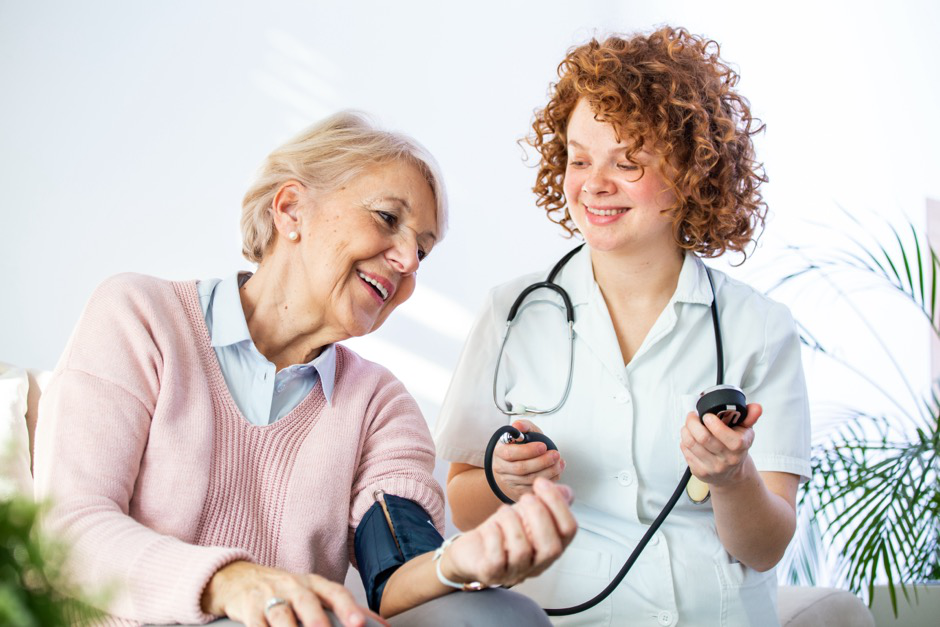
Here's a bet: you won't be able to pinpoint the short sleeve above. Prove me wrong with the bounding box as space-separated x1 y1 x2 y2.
743 301 812 482
433 288 512 467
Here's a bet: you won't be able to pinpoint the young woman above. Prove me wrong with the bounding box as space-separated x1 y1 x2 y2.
435 27 810 626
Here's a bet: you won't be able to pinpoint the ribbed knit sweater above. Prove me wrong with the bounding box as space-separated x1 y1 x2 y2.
33 273 444 625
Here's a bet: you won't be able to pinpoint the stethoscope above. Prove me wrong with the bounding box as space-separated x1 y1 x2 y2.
483 244 748 616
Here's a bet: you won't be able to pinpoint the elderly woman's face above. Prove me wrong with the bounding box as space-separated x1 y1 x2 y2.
291 160 438 338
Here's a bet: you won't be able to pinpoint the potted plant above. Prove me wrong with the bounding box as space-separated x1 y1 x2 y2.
0 495 103 626
772 209 940 622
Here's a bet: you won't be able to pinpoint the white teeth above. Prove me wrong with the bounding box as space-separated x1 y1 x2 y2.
357 271 388 300
585 204 629 216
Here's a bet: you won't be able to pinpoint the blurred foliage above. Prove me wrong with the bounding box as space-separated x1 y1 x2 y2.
772 211 940 616
0 496 102 626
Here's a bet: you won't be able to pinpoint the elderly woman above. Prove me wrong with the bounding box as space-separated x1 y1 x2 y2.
33 112 575 626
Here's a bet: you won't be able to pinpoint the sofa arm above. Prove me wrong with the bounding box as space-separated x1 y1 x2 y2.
778 585 874 627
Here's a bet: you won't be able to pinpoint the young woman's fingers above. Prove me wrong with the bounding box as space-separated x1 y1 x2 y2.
496 440 547 462
740 402 763 429
512 419 544 434
495 450 561 476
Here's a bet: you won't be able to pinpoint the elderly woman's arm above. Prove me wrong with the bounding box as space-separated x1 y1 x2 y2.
33 276 253 624
343 368 576 618
377 478 575 617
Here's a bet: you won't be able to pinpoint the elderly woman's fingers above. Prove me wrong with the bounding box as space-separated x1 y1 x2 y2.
532 478 577 545
306 576 368 627
288 586 331 627
492 504 534 583
263 600 299 627
513 493 564 569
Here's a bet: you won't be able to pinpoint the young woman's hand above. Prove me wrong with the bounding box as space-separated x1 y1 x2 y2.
201 561 386 627
679 402 763 487
491 420 566 501
441 477 577 588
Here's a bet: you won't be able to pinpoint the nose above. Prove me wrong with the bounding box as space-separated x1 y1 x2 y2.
580 166 617 197
386 231 421 275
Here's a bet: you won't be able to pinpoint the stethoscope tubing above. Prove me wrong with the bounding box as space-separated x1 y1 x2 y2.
485 246 725 616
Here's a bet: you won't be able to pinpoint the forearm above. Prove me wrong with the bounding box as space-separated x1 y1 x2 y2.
379 552 454 617
446 465 505 530
709 460 796 571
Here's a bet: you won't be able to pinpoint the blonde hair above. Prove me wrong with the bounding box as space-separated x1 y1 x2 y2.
241 111 449 263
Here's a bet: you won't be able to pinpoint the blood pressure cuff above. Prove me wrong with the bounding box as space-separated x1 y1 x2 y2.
354 494 444 612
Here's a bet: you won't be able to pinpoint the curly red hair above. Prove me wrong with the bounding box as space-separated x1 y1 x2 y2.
529 26 767 258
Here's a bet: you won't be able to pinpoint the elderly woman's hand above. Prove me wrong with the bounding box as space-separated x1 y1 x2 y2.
441 477 576 588
201 561 385 627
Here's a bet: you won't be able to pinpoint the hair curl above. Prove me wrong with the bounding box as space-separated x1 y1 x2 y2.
529 26 767 258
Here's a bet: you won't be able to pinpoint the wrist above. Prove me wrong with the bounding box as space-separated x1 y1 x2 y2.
201 559 249 615
710 457 758 493
433 535 484 591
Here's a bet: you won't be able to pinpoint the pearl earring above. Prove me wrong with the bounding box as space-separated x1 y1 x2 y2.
288 231 299 241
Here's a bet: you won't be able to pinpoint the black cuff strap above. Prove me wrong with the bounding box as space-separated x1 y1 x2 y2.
354 494 444 612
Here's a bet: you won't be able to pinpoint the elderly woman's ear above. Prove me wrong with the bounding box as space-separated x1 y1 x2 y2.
270 180 307 244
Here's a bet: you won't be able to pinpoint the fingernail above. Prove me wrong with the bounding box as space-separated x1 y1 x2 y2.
350 613 365 626
537 444 547 454
703 413 715 425
558 485 574 502
551 451 560 461
560 459 566 471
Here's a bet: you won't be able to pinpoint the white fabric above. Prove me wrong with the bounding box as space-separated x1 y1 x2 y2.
0 362 34 497
197 273 336 426
434 246 811 626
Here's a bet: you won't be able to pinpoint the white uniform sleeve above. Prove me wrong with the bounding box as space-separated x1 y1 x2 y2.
743 300 812 482
434 288 512 467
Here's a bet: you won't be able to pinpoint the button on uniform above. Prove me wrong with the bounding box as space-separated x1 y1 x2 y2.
657 609 674 625
616 470 634 486
615 391 631 404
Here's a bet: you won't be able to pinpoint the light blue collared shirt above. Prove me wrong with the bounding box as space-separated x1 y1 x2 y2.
197 272 336 426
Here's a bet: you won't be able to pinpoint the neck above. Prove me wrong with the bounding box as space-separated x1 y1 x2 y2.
239 257 344 371
589 242 685 309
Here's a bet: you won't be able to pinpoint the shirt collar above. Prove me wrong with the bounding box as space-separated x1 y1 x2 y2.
209 273 254 348
209 272 337 404
556 246 714 307
673 253 715 306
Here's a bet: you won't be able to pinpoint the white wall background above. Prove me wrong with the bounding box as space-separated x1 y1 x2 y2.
2 0 938 582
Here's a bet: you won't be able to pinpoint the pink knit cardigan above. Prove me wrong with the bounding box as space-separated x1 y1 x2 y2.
33 274 445 624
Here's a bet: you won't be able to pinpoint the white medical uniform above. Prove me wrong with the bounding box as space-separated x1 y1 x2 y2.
434 246 811 626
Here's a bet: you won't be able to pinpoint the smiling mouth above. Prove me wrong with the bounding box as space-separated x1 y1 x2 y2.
357 271 389 301
585 204 630 216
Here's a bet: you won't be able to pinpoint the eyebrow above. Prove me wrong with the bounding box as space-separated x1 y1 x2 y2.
376 196 439 244
566 140 637 156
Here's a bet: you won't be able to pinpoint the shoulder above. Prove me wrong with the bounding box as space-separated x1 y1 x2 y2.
710 267 796 325
87 273 188 312
71 273 199 359
333 344 413 400
705 266 800 357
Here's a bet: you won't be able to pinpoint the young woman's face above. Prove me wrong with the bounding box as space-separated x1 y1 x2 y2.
291 160 438 338
562 99 678 256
